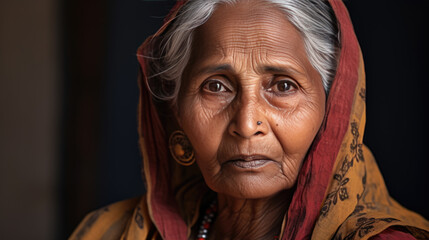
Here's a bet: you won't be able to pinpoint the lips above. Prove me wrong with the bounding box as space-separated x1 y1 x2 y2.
226 155 273 169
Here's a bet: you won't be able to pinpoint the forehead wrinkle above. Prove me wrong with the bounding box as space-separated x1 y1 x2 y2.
203 1 300 47
210 13 303 52
214 44 308 76
212 0 286 27
190 0 315 82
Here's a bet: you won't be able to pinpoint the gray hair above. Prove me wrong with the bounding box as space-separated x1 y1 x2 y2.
145 0 340 102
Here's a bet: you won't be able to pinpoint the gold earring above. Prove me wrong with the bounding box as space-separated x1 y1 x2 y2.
169 130 195 166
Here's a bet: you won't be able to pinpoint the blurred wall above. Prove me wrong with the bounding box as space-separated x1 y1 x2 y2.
0 0 59 239
60 0 175 237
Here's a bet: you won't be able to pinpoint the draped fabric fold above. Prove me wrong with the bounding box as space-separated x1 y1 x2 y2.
70 1 429 239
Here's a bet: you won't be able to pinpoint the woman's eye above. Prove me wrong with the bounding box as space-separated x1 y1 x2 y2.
202 80 229 93
269 79 297 94
276 81 291 92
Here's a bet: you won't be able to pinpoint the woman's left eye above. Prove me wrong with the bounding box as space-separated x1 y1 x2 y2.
268 79 297 94
202 80 229 93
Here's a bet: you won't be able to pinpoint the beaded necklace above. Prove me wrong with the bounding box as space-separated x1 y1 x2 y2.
197 201 217 240
196 201 280 240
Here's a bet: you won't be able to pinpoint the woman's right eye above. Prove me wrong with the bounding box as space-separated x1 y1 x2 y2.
202 79 230 93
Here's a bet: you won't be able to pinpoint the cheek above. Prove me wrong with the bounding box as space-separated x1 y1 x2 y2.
275 97 325 156
179 97 225 167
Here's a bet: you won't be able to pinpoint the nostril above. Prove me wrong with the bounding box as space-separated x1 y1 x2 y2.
232 130 262 137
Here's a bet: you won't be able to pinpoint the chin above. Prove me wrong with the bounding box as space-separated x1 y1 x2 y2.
207 172 294 199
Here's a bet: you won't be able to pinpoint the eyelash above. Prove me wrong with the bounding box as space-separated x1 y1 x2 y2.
267 78 298 95
201 78 231 93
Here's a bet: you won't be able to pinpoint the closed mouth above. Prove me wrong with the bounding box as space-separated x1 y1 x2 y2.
226 155 273 169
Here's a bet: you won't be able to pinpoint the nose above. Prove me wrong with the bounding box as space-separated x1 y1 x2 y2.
228 97 268 139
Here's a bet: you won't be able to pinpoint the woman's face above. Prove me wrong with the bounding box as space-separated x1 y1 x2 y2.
176 1 326 199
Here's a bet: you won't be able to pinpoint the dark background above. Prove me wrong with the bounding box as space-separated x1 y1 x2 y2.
1 0 427 239
61 0 429 238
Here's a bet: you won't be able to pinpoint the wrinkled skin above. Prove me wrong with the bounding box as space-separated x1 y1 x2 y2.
176 0 326 238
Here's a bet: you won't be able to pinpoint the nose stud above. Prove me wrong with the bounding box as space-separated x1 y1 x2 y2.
257 121 262 125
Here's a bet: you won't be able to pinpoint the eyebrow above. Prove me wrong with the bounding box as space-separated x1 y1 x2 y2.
197 64 234 75
261 65 306 77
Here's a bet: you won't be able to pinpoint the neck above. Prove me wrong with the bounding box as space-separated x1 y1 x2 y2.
208 190 292 240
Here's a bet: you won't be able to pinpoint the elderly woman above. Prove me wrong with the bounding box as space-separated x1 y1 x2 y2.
71 0 429 239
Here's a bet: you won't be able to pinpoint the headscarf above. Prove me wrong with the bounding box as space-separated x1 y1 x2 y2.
70 1 429 239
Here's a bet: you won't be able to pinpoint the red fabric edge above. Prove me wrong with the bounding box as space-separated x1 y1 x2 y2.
369 228 417 240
